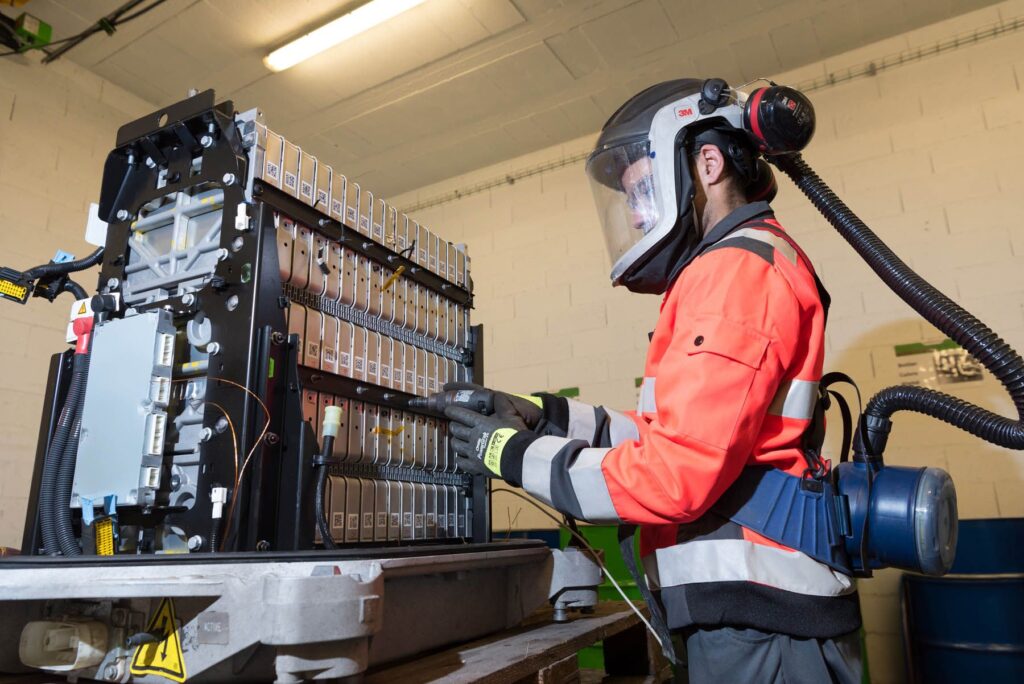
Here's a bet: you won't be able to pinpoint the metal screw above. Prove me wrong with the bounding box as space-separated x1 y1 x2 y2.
104 663 119 681
265 432 280 445
200 134 213 148
256 540 271 552
188 535 204 551
170 473 182 490
222 173 236 186
215 416 229 433
116 209 131 221
271 332 286 345
200 427 213 442
181 293 195 306
145 157 156 169
207 342 221 355
107 277 121 291
231 236 244 252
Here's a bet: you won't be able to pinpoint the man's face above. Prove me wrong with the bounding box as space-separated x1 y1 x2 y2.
619 157 658 233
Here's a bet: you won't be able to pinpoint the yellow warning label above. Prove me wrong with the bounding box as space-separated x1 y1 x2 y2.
77 302 88 315
131 598 187 682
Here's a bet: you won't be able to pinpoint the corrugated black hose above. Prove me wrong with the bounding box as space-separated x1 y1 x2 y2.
770 153 1024 453
38 352 88 555
55 414 84 556
316 435 337 550
22 247 103 281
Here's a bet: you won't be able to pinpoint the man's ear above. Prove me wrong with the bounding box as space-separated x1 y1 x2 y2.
696 144 728 185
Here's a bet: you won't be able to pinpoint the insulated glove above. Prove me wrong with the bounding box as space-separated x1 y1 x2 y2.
442 382 544 429
445 406 534 483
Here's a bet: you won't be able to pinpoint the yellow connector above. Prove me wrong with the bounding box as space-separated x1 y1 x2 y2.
0 278 29 304
95 517 115 556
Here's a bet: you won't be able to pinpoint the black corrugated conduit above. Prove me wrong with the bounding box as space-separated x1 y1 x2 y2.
38 353 89 554
771 153 1024 453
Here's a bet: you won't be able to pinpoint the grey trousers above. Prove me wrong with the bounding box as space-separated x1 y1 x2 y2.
678 627 863 684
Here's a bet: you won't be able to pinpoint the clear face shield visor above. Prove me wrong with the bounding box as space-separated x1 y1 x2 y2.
585 140 667 271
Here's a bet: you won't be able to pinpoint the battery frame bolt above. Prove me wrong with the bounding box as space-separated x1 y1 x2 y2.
223 173 236 186
188 535 204 551
200 427 214 442
181 293 195 306
107 277 121 291
104 663 119 680
145 157 157 169
207 342 221 355
200 134 214 148
116 209 131 221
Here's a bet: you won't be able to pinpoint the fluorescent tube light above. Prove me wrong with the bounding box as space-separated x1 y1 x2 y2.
265 0 428 72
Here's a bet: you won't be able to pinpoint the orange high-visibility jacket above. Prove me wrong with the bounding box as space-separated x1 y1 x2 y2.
516 202 860 637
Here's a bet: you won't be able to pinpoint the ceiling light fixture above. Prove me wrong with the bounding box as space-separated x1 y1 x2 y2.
264 0 428 72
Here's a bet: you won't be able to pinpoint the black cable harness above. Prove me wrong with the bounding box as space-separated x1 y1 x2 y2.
0 0 169 61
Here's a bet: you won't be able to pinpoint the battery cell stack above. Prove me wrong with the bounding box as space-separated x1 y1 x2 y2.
251 122 474 545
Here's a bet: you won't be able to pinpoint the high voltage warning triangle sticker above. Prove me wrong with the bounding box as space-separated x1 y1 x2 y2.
131 597 187 682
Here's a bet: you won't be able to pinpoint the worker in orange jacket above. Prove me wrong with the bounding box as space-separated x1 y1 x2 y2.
440 78 863 682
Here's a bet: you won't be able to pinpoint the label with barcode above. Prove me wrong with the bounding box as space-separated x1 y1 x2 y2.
284 172 297 189
301 181 313 198
376 513 387 528
267 162 280 180
348 513 359 531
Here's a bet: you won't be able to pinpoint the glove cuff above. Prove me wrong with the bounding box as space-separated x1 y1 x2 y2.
498 430 537 487
533 393 569 437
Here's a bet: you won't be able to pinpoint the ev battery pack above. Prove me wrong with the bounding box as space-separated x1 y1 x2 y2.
246 123 475 547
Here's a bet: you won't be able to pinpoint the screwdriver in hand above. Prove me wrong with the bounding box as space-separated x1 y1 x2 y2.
408 389 495 415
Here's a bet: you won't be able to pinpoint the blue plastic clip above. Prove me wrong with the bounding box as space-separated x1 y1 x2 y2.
52 250 76 264
81 497 95 526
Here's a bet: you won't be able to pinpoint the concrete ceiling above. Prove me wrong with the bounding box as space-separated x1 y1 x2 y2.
12 0 1002 197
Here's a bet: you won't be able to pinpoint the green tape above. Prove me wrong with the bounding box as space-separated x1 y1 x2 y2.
894 339 960 357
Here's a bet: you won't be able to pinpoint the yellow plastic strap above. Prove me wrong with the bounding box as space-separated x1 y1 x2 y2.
484 427 518 475
512 393 543 409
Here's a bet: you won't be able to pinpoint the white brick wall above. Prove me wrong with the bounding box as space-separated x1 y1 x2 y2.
395 3 1024 681
0 54 152 549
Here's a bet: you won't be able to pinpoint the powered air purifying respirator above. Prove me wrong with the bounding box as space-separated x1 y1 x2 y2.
708 78 980 577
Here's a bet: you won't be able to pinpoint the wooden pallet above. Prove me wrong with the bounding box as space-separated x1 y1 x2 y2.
366 601 671 684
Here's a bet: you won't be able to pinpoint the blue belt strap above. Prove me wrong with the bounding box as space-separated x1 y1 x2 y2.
712 466 853 575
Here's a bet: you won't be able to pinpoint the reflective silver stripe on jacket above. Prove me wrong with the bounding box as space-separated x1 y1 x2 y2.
567 448 621 523
652 539 854 597
718 227 797 265
637 376 656 415
566 398 597 443
606 407 640 446
767 378 819 420
520 436 567 507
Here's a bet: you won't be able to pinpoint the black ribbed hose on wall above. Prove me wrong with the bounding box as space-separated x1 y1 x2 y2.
770 153 1024 454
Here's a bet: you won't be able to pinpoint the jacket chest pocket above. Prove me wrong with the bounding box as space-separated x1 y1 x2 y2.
660 314 770 450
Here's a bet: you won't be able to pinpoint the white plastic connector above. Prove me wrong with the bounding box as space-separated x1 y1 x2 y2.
145 414 167 456
156 333 174 368
322 405 343 438
19 620 108 671
211 486 228 519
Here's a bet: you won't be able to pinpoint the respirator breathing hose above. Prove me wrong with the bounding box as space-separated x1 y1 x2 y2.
771 153 1024 453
